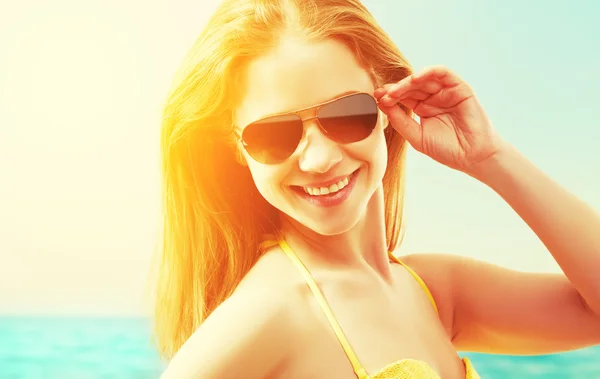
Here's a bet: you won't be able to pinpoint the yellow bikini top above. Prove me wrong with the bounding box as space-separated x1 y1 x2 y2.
265 237 481 379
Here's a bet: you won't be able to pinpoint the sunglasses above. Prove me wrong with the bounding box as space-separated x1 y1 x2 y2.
235 92 379 164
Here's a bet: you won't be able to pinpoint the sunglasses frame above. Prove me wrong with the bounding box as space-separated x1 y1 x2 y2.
233 91 379 153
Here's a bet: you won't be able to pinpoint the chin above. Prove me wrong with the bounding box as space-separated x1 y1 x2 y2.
275 170 380 236
300 206 366 237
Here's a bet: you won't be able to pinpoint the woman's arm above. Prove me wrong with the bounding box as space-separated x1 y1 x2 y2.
160 289 294 379
377 65 600 354
403 143 600 354
405 249 600 355
472 141 600 315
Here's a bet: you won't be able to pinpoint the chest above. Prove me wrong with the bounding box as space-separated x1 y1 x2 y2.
272 266 465 379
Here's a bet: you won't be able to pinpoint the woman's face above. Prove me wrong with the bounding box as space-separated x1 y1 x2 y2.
234 37 390 235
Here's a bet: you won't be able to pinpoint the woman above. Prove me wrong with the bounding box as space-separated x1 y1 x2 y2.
153 0 600 378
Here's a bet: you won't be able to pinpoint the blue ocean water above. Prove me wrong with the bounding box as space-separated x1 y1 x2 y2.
0 316 599 379
0 317 165 379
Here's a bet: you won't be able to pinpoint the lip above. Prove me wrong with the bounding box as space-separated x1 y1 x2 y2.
300 171 356 189
292 169 359 208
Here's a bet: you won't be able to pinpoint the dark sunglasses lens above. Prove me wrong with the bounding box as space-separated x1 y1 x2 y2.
317 93 378 143
241 114 303 164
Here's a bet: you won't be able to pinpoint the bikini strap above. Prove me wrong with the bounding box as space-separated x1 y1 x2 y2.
277 238 369 379
388 252 439 314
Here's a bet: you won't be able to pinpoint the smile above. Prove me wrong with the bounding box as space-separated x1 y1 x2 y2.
303 175 351 196
292 170 359 208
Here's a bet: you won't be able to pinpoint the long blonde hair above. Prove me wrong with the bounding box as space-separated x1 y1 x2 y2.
153 0 413 360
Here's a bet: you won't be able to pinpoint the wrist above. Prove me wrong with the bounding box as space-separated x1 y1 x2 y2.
466 139 521 187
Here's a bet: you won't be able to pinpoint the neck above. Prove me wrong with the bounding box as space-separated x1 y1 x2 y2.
277 185 394 280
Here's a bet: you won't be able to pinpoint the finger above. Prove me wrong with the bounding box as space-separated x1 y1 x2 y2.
397 98 420 111
378 102 422 148
384 74 417 98
374 88 386 99
379 89 430 107
410 83 474 111
387 65 462 99
388 96 447 119
387 78 443 99
405 101 447 118
411 65 462 87
374 83 395 99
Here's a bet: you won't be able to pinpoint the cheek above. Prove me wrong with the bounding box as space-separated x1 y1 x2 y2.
348 128 388 184
371 132 389 171
355 126 388 163
246 161 287 201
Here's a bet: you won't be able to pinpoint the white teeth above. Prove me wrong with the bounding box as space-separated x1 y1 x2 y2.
303 174 352 196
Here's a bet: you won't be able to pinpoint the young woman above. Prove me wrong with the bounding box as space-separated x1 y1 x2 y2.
153 1 600 378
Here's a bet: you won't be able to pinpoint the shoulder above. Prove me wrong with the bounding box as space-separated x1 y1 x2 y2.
399 253 600 354
160 248 307 379
395 252 470 335
397 252 527 337
399 252 519 298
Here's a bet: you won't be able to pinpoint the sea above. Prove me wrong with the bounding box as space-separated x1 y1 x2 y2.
0 316 599 379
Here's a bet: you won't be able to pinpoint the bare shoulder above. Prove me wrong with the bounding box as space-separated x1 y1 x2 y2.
396 252 467 333
400 252 600 354
160 249 305 379
399 252 467 287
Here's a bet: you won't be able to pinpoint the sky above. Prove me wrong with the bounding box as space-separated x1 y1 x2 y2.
0 0 598 317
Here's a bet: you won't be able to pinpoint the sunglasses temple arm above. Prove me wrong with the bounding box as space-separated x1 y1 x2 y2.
232 130 248 146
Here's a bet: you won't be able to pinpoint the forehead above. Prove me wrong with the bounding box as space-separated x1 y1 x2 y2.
235 38 375 129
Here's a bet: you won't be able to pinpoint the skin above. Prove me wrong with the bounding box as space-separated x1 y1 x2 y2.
161 37 600 379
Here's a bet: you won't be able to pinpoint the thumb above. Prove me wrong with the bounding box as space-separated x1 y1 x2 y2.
379 103 423 149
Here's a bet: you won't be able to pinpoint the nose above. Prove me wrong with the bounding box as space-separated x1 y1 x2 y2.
297 119 343 174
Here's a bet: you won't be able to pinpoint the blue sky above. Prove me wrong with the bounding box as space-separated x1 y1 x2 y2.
0 0 598 315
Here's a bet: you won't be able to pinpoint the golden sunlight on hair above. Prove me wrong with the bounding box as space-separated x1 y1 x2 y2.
152 0 414 360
